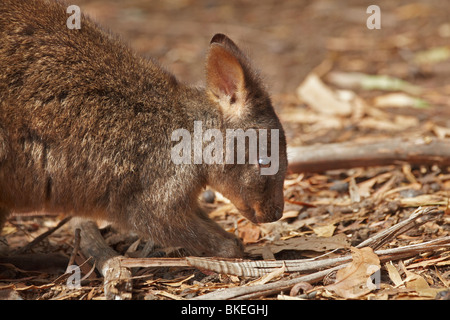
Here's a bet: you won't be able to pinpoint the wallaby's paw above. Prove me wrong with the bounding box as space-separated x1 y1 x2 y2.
192 233 244 258
214 236 244 258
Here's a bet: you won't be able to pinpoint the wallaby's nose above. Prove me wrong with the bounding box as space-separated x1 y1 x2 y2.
270 204 284 221
253 203 284 224
274 207 283 220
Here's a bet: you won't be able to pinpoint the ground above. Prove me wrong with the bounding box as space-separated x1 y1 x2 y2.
0 0 449 300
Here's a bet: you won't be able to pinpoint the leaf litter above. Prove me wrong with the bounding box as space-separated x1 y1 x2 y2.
1 0 450 300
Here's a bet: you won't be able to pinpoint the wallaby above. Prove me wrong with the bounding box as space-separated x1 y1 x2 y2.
0 0 287 257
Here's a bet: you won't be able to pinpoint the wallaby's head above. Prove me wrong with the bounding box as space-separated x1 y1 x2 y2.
204 34 287 224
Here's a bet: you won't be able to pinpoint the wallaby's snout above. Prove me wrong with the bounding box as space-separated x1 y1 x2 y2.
231 171 286 225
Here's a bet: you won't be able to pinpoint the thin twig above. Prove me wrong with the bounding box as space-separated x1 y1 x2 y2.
192 265 345 300
66 228 81 272
375 236 450 260
16 216 72 254
356 207 444 250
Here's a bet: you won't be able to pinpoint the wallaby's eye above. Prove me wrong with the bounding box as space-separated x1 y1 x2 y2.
258 157 271 168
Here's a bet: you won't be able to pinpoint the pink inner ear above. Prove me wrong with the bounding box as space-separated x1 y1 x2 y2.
207 45 244 99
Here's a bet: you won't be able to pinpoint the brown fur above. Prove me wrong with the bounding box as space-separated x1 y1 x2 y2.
0 0 287 257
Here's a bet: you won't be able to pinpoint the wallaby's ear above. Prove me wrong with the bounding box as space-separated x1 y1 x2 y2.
210 33 242 53
206 34 249 120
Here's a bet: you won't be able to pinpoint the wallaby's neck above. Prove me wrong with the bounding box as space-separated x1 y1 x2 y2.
174 84 225 130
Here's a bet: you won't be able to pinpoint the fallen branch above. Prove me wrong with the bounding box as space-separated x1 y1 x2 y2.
73 219 132 300
287 137 450 173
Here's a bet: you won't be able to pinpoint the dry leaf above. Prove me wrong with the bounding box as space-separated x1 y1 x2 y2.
146 274 194 288
404 271 445 298
349 177 361 203
297 73 353 116
208 203 236 219
162 275 195 287
399 194 448 207
246 233 350 256
0 225 17 236
402 164 420 185
312 224 336 237
281 210 302 220
153 290 185 300
385 262 403 287
413 46 450 65
325 247 381 299
125 238 141 255
238 221 261 244
277 294 305 300
374 93 428 109
406 254 450 270
393 263 443 298
357 172 392 197
395 3 431 20
358 115 419 131
432 125 450 139
327 71 422 95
